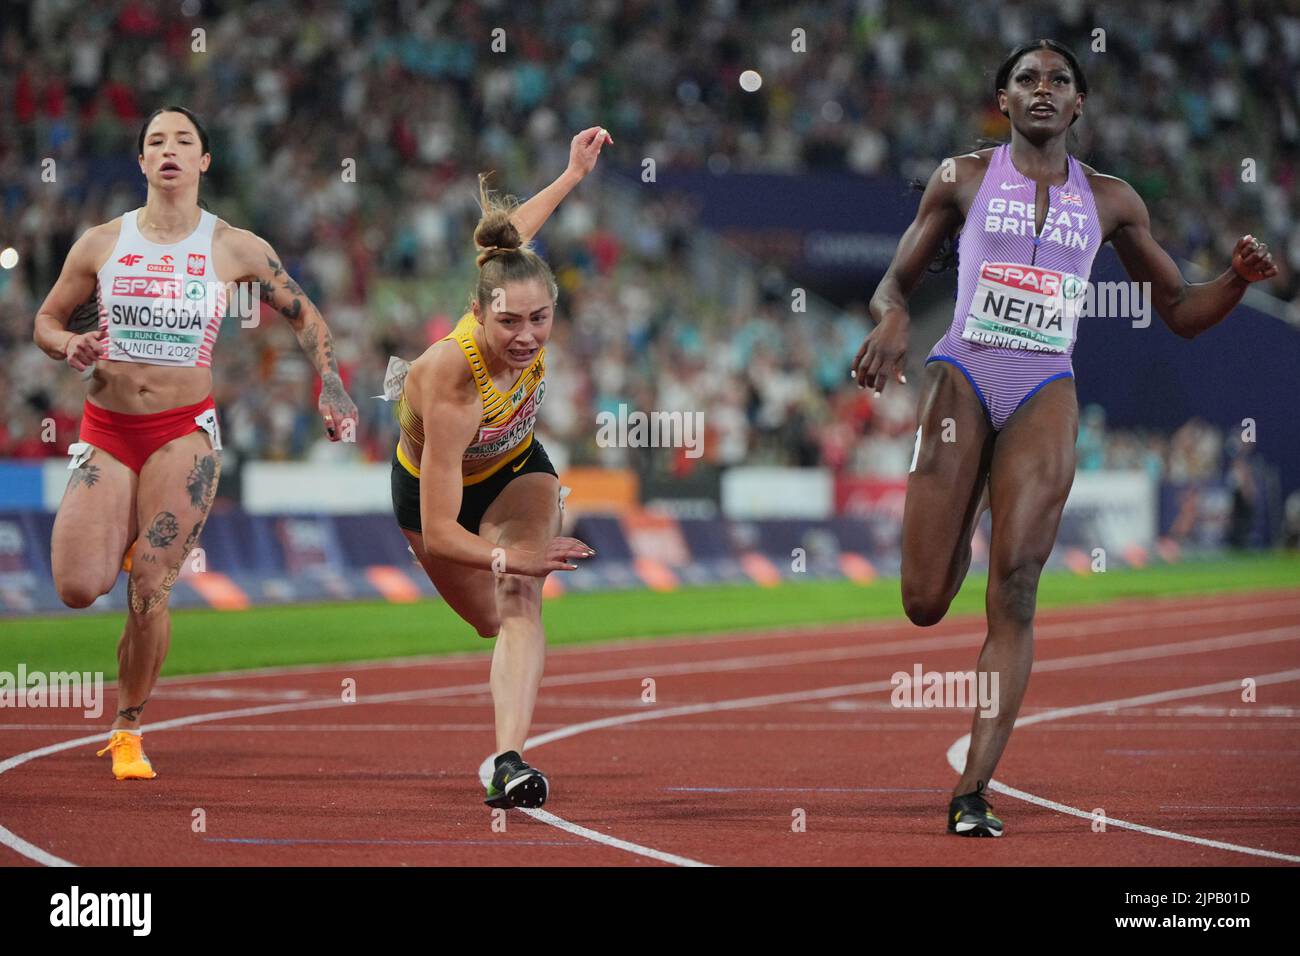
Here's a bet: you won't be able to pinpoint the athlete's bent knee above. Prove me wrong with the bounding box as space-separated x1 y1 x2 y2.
902 580 953 627
495 572 541 612
990 561 1043 626
473 612 502 639
127 572 175 618
57 576 110 610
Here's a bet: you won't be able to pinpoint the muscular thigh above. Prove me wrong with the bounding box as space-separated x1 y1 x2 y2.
401 528 499 631
987 377 1078 572
131 430 221 594
398 473 561 634
51 445 137 597
901 361 995 583
480 473 563 552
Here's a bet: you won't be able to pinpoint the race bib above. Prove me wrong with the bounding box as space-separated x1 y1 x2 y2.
105 277 211 365
961 262 1086 353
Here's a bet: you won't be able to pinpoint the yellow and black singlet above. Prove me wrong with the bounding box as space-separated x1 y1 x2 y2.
395 314 547 485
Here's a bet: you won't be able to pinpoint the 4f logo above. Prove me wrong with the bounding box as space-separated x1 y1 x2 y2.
118 254 143 266
187 254 206 276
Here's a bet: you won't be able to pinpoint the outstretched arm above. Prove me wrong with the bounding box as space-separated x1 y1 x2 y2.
1104 176 1278 339
509 127 612 242
234 231 359 440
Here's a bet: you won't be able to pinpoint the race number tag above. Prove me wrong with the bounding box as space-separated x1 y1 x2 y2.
66 442 94 470
961 262 1086 353
195 408 223 451
376 356 410 402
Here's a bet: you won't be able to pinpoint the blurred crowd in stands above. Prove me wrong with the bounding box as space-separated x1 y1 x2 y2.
1 0 1296 501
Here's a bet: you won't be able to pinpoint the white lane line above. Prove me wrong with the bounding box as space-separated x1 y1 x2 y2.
0 825 73 868
2 600 1296 866
75 593 1300 690
944 669 1300 863
476 678 900 868
489 626 1299 867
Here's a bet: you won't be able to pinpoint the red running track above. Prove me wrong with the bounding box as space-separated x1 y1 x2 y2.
1 589 1298 867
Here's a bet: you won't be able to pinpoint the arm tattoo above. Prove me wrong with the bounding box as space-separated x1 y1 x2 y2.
145 511 180 548
321 373 348 407
186 454 218 509
117 699 149 722
68 463 101 491
264 256 305 324
300 323 342 379
67 292 100 334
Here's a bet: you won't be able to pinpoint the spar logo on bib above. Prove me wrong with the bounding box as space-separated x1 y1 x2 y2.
961 261 1086 353
111 277 182 299
982 263 1067 297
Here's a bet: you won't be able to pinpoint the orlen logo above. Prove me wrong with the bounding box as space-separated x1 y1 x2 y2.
111 277 181 298
117 254 143 266
146 254 175 274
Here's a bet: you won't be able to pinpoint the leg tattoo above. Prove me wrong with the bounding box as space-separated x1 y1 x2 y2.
68 463 101 491
186 454 218 509
145 511 179 548
129 455 221 617
117 699 149 723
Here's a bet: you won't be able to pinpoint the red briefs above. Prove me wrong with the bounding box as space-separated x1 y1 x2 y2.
77 396 219 474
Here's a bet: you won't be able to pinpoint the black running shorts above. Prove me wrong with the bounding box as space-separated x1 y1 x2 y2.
391 439 559 536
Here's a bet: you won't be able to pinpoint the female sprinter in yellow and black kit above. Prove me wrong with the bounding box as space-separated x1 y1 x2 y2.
390 128 610 808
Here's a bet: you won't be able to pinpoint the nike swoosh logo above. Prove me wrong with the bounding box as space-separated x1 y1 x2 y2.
511 447 535 472
1000 183 1028 190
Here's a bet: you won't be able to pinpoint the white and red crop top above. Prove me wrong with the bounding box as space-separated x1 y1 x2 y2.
95 207 226 368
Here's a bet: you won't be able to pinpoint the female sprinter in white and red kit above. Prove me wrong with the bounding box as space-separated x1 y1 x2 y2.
32 106 358 780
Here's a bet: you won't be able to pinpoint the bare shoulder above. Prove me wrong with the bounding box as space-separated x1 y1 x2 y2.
213 220 269 262
409 337 477 409
948 148 994 181
73 218 125 272
1082 167 1138 201
932 149 991 185
1082 169 1146 234
919 150 992 213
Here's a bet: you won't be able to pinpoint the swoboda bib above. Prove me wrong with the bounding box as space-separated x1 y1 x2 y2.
96 208 226 368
